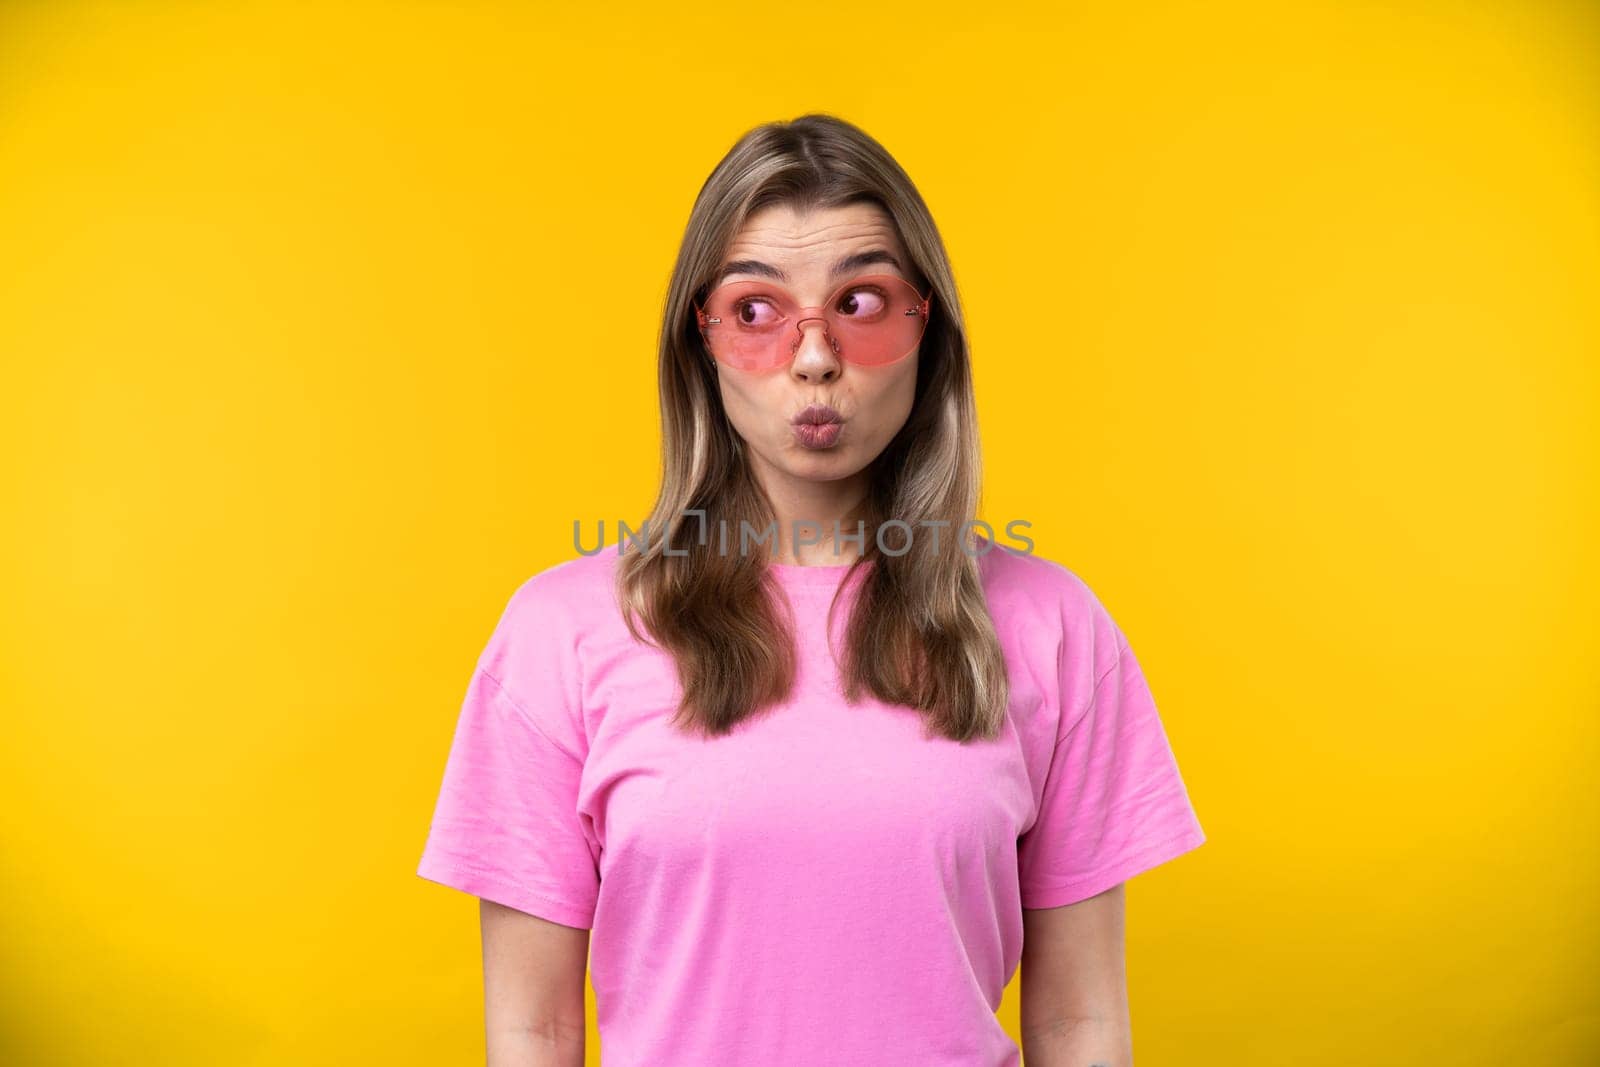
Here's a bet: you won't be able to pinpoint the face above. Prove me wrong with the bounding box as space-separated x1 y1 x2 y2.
705 201 923 503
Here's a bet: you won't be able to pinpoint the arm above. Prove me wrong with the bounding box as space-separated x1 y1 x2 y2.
480 899 591 1067
1019 883 1133 1067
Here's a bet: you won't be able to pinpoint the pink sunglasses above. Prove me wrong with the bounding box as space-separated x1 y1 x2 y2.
694 272 933 372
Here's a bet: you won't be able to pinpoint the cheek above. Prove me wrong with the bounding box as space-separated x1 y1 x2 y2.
717 375 781 436
862 363 920 436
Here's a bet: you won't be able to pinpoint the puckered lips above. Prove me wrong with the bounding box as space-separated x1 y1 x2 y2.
792 403 844 449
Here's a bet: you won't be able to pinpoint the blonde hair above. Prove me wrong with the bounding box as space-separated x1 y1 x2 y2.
616 113 1009 743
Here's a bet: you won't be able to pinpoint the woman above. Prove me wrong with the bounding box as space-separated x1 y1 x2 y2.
418 113 1206 1066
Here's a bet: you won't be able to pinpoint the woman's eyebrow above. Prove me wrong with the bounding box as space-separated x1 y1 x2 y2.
713 248 905 287
830 249 904 279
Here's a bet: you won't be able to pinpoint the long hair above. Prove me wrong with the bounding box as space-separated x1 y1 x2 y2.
616 113 1009 743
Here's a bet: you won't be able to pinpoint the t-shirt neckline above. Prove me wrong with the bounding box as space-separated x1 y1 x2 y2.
767 557 869 588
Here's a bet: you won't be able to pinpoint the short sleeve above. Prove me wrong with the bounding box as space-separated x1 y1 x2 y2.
1017 624 1206 909
416 578 601 930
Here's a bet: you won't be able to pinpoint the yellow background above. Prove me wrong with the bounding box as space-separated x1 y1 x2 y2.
2 1 1595 1063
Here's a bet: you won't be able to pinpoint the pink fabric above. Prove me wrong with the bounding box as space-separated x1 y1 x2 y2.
417 546 1205 1065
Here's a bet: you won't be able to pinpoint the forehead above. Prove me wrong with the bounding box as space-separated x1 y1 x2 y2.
721 201 905 267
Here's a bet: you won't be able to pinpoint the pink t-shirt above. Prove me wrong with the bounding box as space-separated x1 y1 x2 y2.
417 545 1205 1065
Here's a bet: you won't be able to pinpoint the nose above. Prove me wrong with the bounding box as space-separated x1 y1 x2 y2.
789 316 841 382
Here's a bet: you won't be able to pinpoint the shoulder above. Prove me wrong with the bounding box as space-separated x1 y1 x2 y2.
498 548 622 629
978 545 1126 688
475 549 623 680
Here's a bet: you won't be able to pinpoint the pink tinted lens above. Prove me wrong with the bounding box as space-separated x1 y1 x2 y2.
698 273 929 371
697 280 796 371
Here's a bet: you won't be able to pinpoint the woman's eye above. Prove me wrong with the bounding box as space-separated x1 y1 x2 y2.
734 298 781 327
837 287 887 318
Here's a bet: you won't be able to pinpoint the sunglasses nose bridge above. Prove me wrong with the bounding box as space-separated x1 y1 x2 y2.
790 314 841 357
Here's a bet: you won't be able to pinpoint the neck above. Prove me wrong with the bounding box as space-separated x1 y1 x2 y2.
752 459 871 567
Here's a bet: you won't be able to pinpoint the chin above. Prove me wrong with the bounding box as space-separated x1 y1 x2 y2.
782 449 864 481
